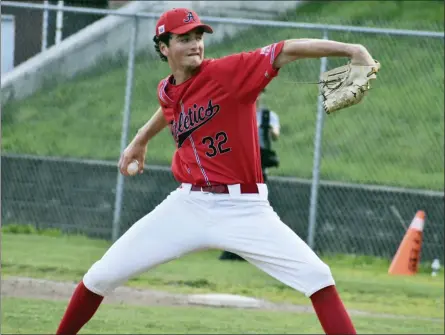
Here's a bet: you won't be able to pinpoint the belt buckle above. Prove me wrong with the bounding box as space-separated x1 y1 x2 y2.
200 186 212 194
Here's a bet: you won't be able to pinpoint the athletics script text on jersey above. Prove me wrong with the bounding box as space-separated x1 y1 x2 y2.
171 100 221 148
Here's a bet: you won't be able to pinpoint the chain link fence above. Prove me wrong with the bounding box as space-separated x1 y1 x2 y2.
2 1 444 262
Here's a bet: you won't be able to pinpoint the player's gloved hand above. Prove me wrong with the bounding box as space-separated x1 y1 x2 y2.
118 140 147 176
319 45 380 115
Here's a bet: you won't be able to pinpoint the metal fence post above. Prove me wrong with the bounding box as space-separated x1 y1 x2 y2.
112 17 139 242
55 0 64 45
307 29 329 249
41 0 49 52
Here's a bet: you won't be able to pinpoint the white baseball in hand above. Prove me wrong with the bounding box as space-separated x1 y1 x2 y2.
127 160 139 176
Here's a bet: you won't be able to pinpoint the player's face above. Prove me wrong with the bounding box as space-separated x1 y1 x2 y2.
168 29 205 71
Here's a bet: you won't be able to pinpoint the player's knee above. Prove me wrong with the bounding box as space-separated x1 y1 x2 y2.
303 261 335 296
82 260 124 296
315 261 333 281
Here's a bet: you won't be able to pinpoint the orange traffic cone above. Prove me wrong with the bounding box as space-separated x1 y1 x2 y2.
388 210 426 276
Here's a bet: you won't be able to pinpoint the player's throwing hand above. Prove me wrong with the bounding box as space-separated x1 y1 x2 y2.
118 140 146 176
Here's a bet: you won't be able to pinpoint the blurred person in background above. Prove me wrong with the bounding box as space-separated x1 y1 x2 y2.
257 88 280 183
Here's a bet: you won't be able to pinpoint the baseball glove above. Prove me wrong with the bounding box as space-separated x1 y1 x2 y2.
319 60 381 114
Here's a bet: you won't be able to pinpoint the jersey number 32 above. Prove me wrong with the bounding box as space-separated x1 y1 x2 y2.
202 132 231 158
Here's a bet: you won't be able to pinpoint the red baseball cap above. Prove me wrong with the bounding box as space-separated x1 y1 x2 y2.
155 8 213 37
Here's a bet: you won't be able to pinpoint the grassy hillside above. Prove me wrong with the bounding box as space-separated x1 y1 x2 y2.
2 1 444 190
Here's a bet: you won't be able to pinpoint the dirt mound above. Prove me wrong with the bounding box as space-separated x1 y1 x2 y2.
2 276 442 323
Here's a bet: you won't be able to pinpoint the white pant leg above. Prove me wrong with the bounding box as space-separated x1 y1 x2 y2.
208 192 335 297
83 189 210 296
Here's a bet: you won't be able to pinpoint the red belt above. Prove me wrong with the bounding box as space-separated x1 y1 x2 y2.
190 183 259 194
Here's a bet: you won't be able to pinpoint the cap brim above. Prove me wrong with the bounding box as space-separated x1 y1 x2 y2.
170 23 213 35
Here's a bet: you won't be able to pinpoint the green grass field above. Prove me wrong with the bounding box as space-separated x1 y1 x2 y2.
2 1 444 190
1 231 444 334
3 297 444 334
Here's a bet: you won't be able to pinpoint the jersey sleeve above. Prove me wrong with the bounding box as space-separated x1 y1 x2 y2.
210 41 285 103
156 77 175 126
157 78 170 108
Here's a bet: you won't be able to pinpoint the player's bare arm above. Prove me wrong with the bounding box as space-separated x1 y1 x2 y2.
118 107 167 176
273 39 375 69
133 107 168 145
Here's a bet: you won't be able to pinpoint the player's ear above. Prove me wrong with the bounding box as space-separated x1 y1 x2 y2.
159 42 169 58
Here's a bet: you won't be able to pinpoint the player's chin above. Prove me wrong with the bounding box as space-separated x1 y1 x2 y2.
185 56 203 69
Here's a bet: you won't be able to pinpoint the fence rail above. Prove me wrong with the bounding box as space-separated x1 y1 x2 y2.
1 1 445 38
2 1 444 37
2 2 444 258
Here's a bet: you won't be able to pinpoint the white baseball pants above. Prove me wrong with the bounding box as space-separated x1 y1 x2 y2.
83 183 335 297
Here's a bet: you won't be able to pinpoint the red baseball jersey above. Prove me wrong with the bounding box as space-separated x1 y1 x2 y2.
157 41 285 186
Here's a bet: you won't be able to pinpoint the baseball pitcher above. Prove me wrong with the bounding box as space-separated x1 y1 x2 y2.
56 8 380 335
